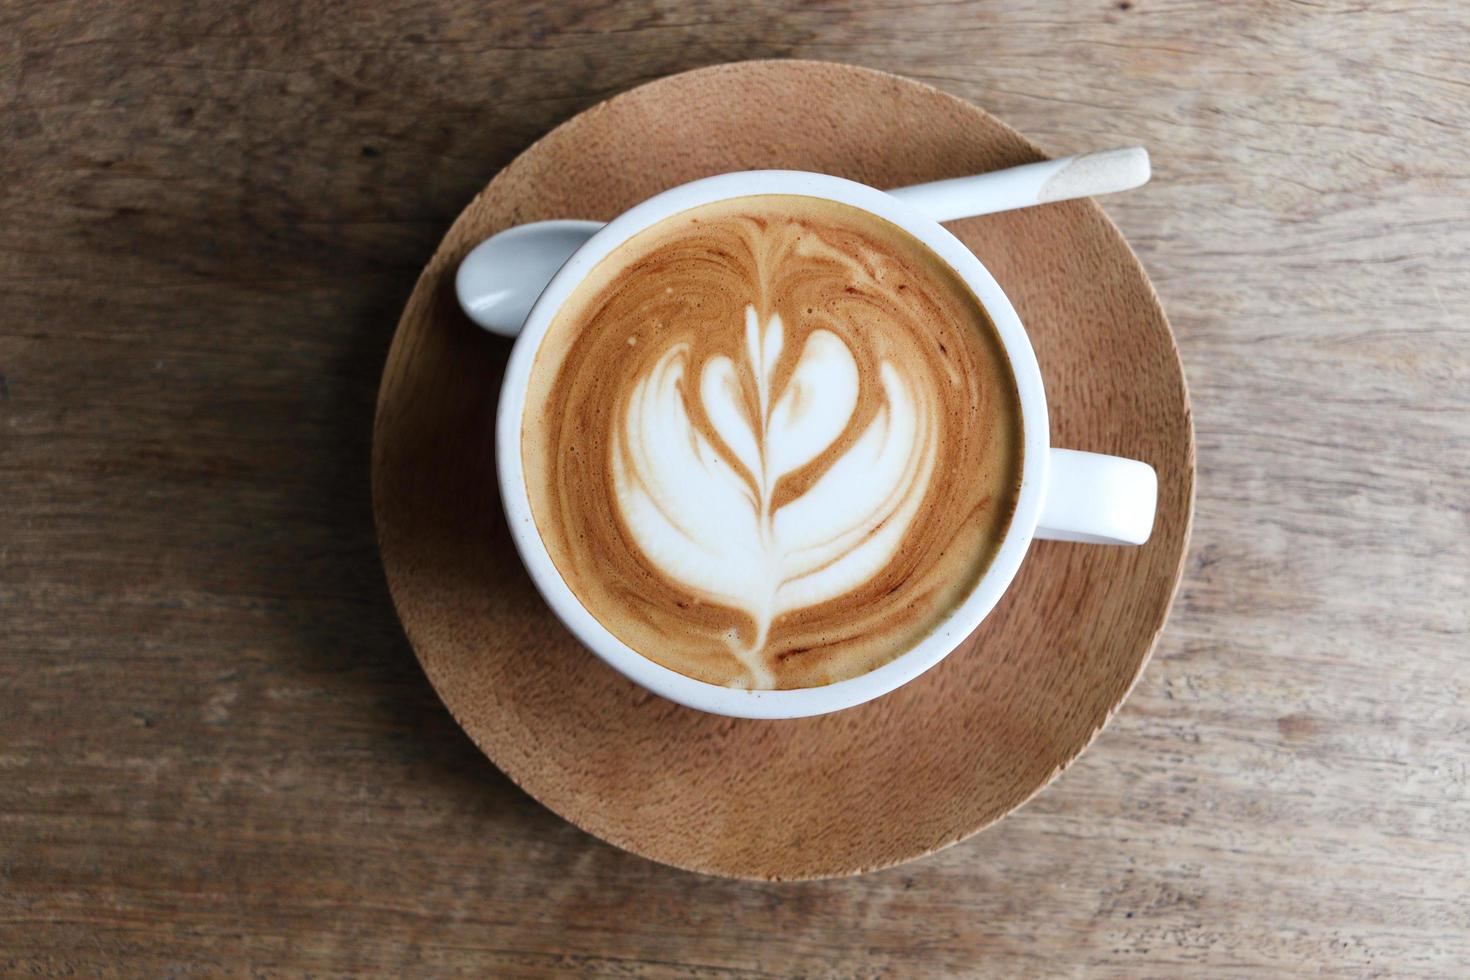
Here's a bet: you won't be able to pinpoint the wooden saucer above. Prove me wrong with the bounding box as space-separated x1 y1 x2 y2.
373 61 1193 880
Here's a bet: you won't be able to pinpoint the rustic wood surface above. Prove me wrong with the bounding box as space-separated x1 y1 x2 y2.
3 1 1466 976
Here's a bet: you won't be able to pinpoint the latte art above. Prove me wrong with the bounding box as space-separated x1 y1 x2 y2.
523 196 1022 690
613 307 937 687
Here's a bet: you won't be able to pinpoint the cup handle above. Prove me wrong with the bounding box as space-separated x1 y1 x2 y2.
1035 448 1158 545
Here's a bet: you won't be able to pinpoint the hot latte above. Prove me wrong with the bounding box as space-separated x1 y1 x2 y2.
522 195 1022 690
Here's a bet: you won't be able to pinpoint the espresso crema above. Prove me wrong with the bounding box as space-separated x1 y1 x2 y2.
522 195 1022 689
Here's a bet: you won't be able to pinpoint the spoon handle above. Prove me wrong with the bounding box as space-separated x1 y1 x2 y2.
887 146 1150 223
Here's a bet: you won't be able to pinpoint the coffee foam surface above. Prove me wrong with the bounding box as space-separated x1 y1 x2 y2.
523 195 1022 689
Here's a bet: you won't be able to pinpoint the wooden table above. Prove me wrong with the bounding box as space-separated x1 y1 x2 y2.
4 2 1466 975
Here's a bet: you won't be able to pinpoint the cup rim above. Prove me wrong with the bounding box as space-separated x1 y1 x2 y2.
496 170 1050 718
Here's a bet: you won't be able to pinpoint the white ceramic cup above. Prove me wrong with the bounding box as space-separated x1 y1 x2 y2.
491 170 1158 719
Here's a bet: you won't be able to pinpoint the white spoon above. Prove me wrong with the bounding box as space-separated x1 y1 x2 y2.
457 146 1149 336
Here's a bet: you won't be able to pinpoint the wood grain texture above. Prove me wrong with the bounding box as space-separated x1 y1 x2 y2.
374 59 1192 880
2 0 1466 976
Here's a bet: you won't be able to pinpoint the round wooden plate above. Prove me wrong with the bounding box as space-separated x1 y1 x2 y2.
373 61 1193 880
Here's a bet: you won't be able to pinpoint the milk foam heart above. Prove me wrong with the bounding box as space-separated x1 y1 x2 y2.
612 306 936 687
522 195 1023 690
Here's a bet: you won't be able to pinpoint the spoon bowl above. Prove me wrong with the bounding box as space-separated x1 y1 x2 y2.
456 220 602 336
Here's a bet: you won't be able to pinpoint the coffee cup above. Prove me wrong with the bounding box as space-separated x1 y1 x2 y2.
484 170 1156 719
